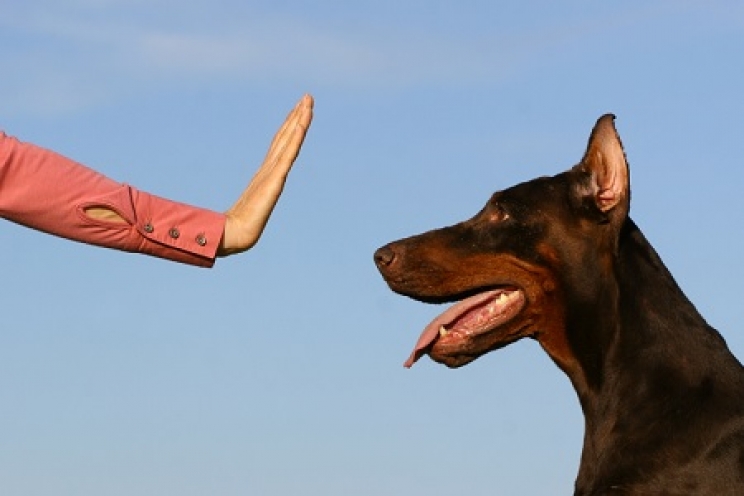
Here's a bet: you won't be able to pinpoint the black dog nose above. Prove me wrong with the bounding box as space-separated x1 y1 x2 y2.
374 245 397 268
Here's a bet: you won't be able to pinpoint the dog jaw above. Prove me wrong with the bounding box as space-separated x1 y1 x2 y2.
405 288 526 368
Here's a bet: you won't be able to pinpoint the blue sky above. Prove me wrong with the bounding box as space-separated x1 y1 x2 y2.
2 1 744 495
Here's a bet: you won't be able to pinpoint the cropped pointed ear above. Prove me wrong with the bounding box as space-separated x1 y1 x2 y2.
570 114 630 225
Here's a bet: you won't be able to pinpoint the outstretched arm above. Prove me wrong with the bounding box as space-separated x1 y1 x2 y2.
0 94 314 267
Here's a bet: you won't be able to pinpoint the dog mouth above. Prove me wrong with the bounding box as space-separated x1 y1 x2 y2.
404 288 526 368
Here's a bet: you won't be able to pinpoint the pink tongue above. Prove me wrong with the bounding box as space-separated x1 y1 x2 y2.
403 290 504 368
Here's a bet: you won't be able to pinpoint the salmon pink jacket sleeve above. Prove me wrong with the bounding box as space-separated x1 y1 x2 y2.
0 131 226 267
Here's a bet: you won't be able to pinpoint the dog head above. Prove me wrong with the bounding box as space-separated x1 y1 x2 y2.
374 115 630 369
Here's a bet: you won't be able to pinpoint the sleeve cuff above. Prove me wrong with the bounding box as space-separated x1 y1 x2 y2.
78 184 226 268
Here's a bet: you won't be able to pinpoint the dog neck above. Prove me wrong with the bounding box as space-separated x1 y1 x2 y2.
559 219 744 491
582 219 728 408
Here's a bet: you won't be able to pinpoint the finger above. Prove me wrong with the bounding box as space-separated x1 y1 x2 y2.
298 94 314 129
273 114 311 169
264 95 309 162
275 99 312 157
263 95 313 166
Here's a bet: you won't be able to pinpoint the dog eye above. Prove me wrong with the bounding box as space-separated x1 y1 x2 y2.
488 204 510 223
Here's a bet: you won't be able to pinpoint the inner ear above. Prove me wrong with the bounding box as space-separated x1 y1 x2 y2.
575 114 630 217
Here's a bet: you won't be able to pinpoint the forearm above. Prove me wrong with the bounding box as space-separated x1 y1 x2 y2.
0 131 225 267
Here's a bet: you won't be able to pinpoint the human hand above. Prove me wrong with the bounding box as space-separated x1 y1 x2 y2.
218 94 314 256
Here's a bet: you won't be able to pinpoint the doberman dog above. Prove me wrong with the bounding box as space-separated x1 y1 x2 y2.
374 115 744 495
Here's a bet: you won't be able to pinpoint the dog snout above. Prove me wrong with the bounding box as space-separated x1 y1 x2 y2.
374 244 397 269
377 242 408 276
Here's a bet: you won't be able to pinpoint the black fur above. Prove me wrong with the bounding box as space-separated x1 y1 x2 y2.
374 115 744 495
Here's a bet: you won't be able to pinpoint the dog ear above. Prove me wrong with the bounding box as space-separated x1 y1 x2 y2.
571 114 630 224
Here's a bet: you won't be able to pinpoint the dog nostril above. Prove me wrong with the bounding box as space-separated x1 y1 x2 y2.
374 246 397 268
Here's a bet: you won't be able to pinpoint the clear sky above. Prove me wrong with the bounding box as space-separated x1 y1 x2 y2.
2 1 744 495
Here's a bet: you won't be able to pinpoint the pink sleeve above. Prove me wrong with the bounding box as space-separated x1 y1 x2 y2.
0 131 226 267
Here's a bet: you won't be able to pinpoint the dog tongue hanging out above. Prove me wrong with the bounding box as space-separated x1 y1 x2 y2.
374 115 744 495
402 288 525 367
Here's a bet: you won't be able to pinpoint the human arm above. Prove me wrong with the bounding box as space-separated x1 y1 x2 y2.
0 130 226 266
0 94 314 267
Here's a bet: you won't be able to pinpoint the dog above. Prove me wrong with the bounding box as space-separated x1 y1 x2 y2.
374 115 744 495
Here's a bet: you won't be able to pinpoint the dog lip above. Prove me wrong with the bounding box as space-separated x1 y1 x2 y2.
403 287 524 368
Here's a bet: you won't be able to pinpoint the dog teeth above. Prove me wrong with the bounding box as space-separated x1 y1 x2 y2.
497 291 515 303
439 325 449 337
